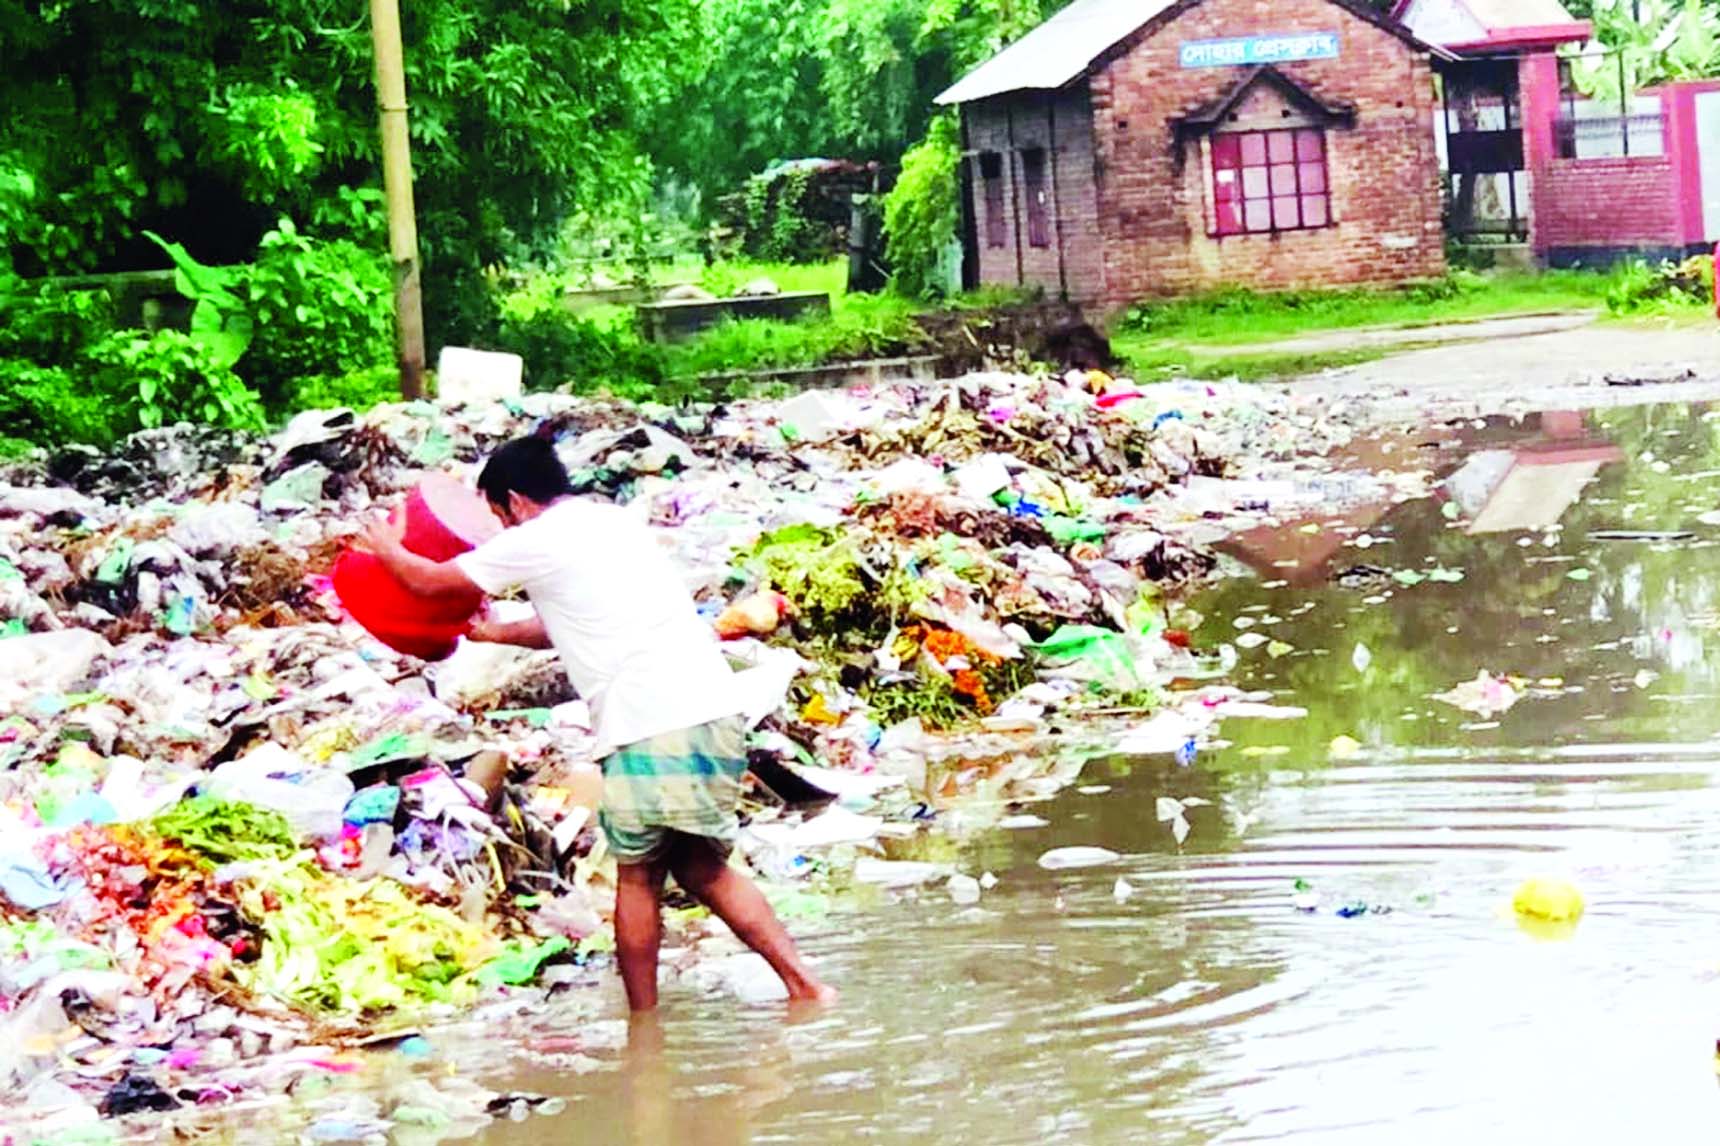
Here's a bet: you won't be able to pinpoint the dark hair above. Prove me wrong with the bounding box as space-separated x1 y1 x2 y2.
476 436 575 509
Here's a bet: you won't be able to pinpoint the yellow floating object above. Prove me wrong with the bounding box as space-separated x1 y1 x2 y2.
1512 877 1585 924
1329 735 1363 760
800 693 841 726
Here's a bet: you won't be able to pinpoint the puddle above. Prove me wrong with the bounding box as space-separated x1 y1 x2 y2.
425 404 1720 1143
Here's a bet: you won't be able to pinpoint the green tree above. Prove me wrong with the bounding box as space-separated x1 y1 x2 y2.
643 0 836 205
883 114 961 297
646 0 1073 209
1571 0 1720 101
0 0 697 346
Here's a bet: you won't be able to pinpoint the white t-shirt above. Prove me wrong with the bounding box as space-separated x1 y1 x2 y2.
454 498 748 755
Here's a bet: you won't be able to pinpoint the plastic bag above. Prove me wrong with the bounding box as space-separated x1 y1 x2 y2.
1032 625 1156 692
0 630 112 697
206 746 354 843
167 502 265 557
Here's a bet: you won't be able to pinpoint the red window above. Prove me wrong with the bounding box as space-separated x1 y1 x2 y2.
980 153 1007 249
1211 128 1331 237
1022 148 1051 249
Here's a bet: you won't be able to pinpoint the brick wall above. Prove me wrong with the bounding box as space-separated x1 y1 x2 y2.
1534 158 1681 252
965 85 1106 302
1087 0 1447 303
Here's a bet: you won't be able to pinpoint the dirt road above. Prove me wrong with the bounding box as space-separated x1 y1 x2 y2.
1290 319 1720 417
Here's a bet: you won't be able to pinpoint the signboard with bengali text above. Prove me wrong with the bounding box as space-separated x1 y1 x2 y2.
1179 33 1340 69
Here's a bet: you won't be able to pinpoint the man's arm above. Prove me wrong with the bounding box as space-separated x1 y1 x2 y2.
360 516 482 598
469 613 553 650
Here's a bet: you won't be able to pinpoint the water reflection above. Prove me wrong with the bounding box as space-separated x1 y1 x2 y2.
1445 411 1623 534
463 403 1720 1145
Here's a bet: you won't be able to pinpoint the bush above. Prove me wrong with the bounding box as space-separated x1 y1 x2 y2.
882 114 961 300
1605 255 1715 314
0 314 265 446
1405 269 1488 303
495 308 669 396
0 220 394 444
85 329 266 434
724 163 871 264
0 281 116 362
286 364 401 414
0 359 113 445
1446 240 1498 272
0 281 123 444
661 291 923 379
241 218 394 412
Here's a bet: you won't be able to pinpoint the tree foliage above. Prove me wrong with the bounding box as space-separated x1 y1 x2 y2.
883 114 962 298
0 0 698 345
647 0 1071 206
1571 0 1720 100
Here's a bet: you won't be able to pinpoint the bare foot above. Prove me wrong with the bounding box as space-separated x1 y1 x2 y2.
626 1009 667 1056
785 981 840 1016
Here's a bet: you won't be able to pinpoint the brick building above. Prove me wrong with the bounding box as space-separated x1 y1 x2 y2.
936 0 1449 308
1400 0 1720 266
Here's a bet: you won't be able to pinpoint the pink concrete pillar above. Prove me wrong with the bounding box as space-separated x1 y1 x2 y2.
1519 52 1564 258
1665 84 1706 249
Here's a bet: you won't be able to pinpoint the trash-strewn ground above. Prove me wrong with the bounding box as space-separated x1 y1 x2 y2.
0 367 1458 1141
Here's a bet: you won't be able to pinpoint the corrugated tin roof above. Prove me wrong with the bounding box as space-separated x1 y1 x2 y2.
937 0 1443 106
935 0 1178 106
1461 0 1580 33
1395 0 1584 45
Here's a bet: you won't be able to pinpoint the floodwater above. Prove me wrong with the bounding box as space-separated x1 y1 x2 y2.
470 401 1720 1144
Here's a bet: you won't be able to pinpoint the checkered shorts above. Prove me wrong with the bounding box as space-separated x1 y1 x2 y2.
598 718 748 865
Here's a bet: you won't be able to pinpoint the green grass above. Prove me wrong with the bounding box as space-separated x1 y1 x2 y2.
660 260 1036 379
668 259 918 378
694 259 849 299
1122 270 1615 348
1112 264 1718 382
1111 337 1393 384
664 292 923 378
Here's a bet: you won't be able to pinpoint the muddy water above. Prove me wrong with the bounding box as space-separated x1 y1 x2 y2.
473 402 1720 1144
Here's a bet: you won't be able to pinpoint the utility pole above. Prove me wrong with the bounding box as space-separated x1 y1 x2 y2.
1618 0 1642 155
369 0 426 400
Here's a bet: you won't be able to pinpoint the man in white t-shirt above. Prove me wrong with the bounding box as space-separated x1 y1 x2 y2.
362 436 834 1013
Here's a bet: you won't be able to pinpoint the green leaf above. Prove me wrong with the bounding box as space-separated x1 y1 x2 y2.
202 328 252 371
190 299 224 336
138 377 158 405
144 231 231 302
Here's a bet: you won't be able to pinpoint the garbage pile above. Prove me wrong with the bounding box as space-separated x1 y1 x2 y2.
0 367 1368 1135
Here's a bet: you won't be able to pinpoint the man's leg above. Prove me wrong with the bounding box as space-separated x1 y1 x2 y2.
614 857 670 1012
669 839 836 1005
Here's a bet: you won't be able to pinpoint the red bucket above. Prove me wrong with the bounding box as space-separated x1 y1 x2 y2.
332 475 501 661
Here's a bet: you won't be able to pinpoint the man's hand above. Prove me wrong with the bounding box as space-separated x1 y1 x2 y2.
468 612 509 644
353 509 481 598
359 513 407 558
468 607 553 649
